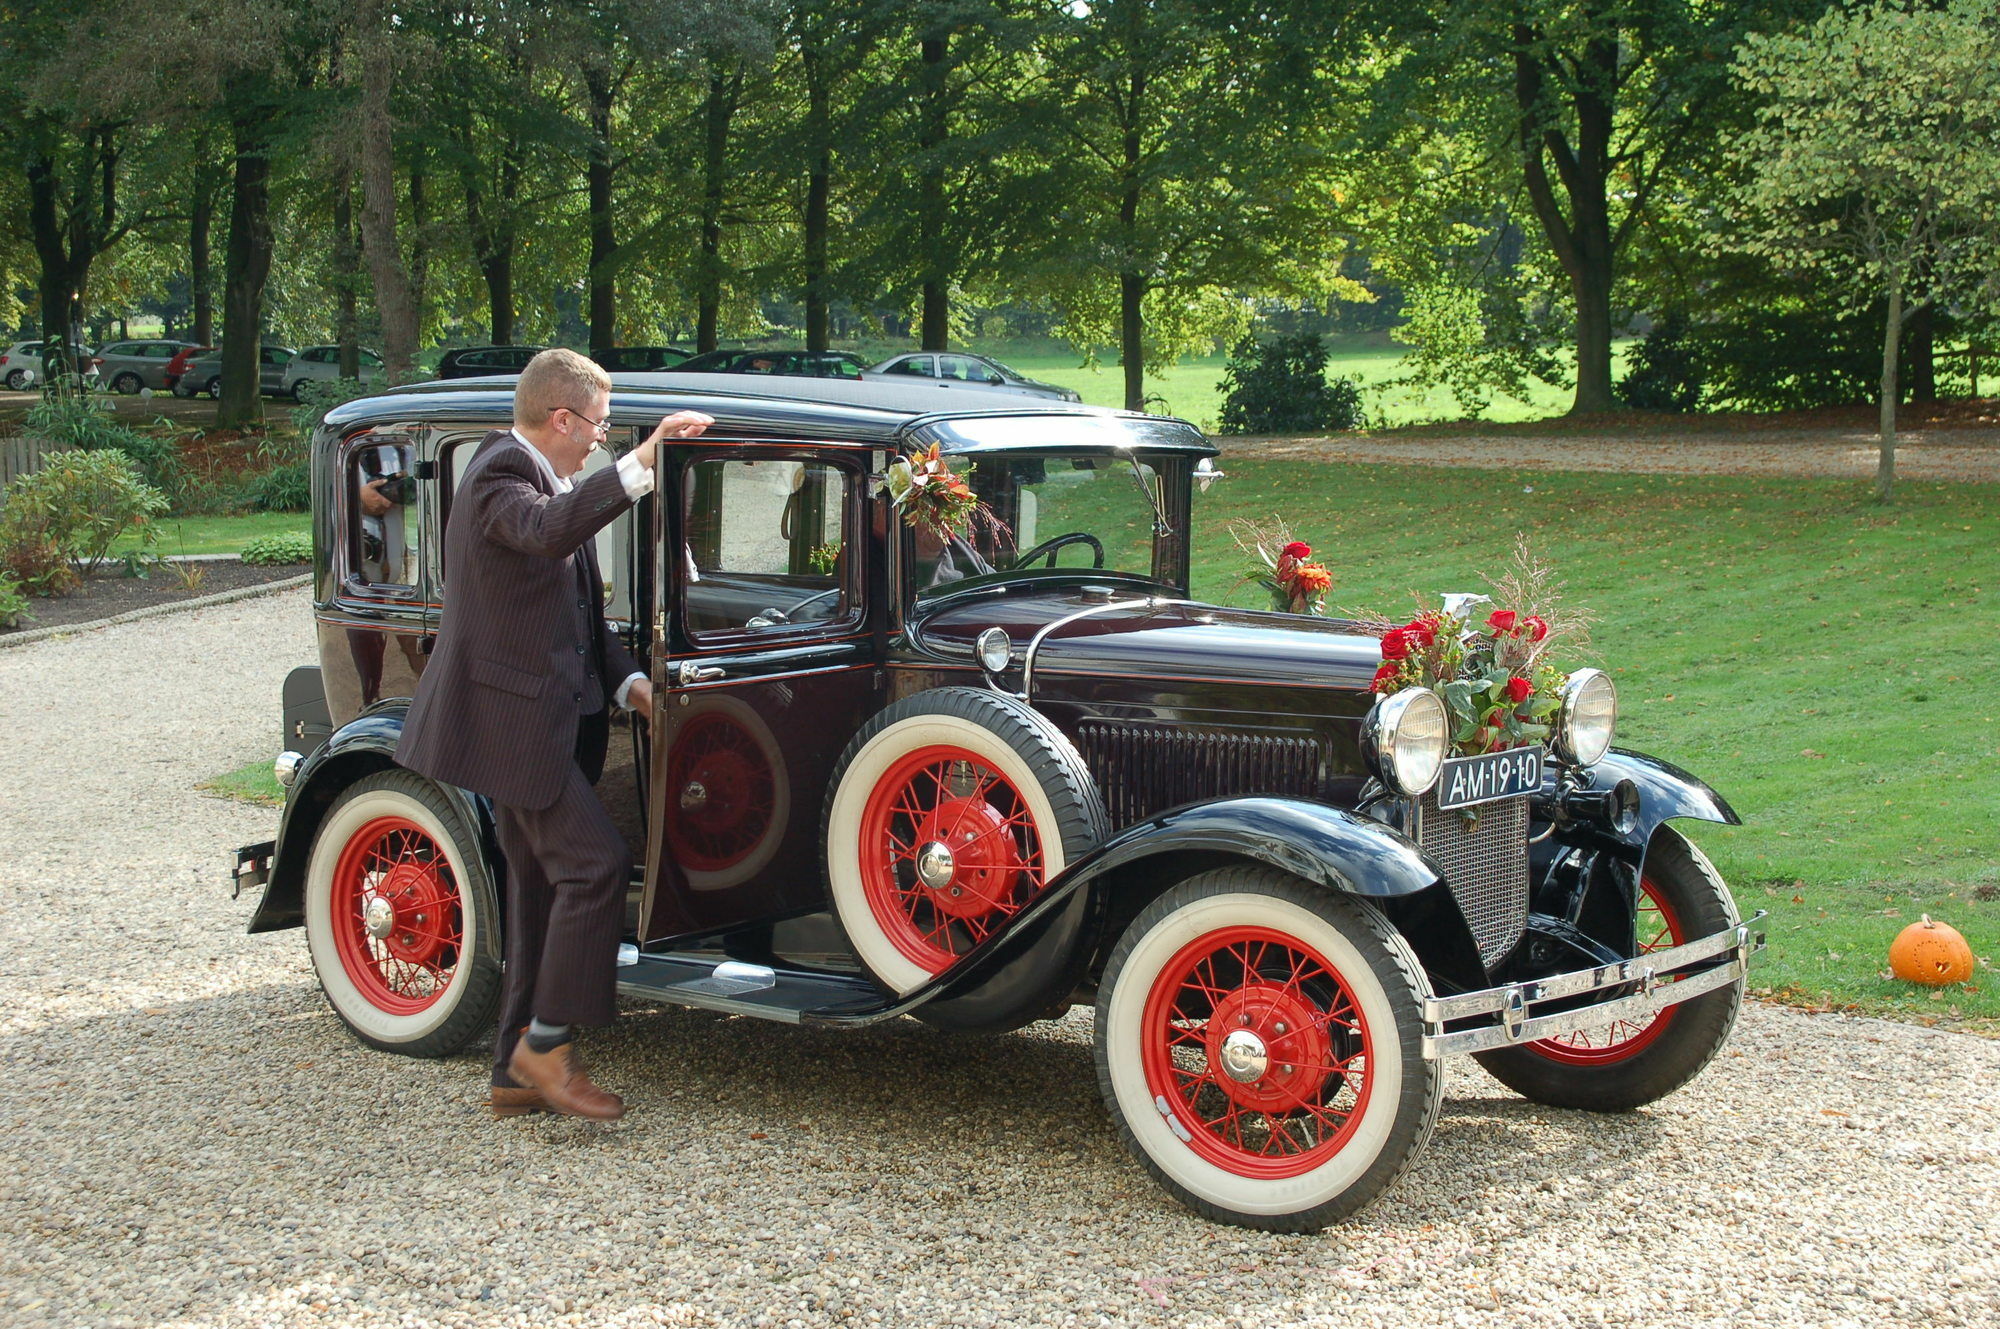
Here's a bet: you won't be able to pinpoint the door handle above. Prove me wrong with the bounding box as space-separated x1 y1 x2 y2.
674 661 726 686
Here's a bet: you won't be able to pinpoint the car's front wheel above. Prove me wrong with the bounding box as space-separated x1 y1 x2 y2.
303 770 501 1056
1096 867 1442 1231
204 375 222 399
111 371 142 394
1474 827 1742 1111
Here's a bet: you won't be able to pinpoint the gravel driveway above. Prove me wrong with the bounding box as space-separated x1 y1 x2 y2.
3 590 1996 1329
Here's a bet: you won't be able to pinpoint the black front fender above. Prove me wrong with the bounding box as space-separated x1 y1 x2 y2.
246 705 498 933
1551 747 1741 872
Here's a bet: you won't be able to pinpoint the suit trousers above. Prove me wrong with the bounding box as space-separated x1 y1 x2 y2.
489 711 628 1087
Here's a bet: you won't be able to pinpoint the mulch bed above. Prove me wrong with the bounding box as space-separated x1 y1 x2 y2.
1 559 305 637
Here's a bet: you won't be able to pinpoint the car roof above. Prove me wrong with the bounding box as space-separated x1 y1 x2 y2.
328 372 1213 455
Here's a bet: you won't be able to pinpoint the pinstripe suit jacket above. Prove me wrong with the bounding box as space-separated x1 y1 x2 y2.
396 431 642 810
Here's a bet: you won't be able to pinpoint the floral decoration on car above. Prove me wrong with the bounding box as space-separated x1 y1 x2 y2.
1229 518 1332 616
1362 544 1595 758
883 444 987 538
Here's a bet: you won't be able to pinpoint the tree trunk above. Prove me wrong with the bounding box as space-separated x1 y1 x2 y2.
1117 53 1147 413
333 173 360 378
918 30 949 351
697 59 740 355
408 151 429 338
357 5 417 384
1877 286 1903 504
190 172 215 346
26 146 88 388
218 105 273 428
585 65 617 355
802 41 830 355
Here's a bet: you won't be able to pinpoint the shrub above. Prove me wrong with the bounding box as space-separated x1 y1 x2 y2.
248 460 311 512
240 531 312 566
1617 311 1703 412
22 393 182 493
1684 304 1883 411
0 450 168 594
287 375 377 440
1217 334 1366 435
0 570 30 628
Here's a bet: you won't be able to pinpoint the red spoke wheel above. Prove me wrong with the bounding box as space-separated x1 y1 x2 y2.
825 688 1104 1000
662 698 789 889
1097 868 1441 1232
304 770 500 1056
1526 877 1685 1065
1476 828 1745 1112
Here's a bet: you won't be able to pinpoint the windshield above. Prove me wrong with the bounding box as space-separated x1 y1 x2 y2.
909 451 1166 596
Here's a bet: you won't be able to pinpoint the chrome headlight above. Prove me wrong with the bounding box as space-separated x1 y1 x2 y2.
975 627 1014 673
1554 668 1617 767
1363 688 1450 797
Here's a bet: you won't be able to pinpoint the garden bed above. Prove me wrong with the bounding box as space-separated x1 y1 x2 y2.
0 558 306 637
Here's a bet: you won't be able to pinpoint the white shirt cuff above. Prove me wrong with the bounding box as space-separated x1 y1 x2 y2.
615 451 655 499
614 672 647 710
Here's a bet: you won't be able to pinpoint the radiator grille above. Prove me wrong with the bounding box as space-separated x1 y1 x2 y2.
1073 721 1322 829
1415 793 1530 966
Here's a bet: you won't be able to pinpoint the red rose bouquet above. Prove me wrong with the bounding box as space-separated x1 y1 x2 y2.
1229 519 1333 616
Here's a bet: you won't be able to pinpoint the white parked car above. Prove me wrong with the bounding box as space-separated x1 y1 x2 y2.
282 345 386 399
1 340 96 391
864 351 1081 402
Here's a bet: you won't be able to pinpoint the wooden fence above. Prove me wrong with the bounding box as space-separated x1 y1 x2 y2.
0 435 46 491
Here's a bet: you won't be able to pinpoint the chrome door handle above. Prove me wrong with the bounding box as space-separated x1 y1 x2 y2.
674 662 726 686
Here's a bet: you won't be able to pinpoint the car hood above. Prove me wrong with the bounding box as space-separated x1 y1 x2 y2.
914 589 1386 692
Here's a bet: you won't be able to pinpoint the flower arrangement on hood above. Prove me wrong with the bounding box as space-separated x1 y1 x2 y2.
1361 543 1595 758
1229 518 1333 616
883 443 989 538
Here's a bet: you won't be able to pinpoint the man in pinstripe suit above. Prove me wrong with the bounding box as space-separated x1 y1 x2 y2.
397 349 711 1120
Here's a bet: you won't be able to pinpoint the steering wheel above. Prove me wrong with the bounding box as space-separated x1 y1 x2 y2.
1010 532 1105 570
745 586 844 629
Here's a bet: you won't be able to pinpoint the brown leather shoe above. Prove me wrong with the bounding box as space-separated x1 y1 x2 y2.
489 1085 545 1118
506 1041 625 1121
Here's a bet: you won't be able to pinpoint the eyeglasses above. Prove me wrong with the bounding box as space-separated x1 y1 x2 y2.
556 405 609 437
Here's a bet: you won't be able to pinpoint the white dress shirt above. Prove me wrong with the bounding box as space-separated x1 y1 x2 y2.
508 428 652 709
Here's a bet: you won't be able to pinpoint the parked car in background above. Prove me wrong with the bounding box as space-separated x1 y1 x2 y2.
283 345 386 398
172 345 298 399
592 345 692 373
95 339 201 394
435 345 547 379
164 345 214 391
0 340 95 391
866 350 1081 402
666 348 869 378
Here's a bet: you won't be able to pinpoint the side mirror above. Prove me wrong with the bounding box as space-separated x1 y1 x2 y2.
1195 457 1227 492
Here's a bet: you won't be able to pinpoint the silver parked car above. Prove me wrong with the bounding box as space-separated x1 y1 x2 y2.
1 340 96 391
281 345 386 399
864 351 1080 402
95 339 201 394
173 345 298 399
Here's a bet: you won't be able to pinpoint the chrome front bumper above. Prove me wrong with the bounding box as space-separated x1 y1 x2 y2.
1421 911 1767 1059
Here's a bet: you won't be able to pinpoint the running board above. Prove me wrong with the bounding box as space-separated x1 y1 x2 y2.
618 952 888 1023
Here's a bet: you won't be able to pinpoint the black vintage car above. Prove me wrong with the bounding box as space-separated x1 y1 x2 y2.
233 374 1761 1231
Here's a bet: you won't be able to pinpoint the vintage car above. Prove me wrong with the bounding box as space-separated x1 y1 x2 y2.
232 374 1762 1231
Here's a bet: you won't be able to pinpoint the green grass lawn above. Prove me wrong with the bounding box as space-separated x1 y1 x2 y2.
201 761 284 807
979 335 1633 430
1186 462 1997 1029
119 511 307 557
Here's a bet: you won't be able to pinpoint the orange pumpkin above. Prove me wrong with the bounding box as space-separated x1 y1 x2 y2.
1888 915 1976 986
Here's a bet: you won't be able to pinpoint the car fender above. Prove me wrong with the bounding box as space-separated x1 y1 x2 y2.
246 705 498 933
1552 747 1741 872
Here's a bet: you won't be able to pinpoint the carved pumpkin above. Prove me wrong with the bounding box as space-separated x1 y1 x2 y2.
1888 915 1976 986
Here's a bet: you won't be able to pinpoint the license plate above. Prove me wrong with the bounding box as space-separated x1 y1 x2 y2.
1435 746 1545 811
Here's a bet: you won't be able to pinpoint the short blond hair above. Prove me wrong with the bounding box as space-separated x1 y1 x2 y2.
514 348 611 425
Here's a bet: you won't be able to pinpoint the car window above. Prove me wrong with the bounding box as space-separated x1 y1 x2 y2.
264 348 294 366
683 456 852 639
887 356 935 378
361 350 383 367
347 438 421 593
940 355 1000 384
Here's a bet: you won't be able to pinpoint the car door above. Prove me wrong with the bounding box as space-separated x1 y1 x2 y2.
640 442 885 944
260 347 294 394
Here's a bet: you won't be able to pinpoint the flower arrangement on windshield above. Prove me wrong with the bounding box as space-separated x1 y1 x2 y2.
1361 543 1594 757
884 444 987 538
1229 518 1332 616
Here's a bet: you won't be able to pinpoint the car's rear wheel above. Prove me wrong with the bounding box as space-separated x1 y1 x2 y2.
4 369 28 391
1096 868 1441 1231
303 770 501 1056
823 688 1104 996
204 375 222 399
111 371 142 394
1475 828 1742 1111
